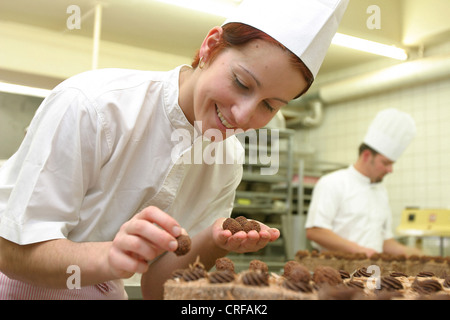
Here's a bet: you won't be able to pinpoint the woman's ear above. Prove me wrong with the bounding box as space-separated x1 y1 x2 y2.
198 26 223 64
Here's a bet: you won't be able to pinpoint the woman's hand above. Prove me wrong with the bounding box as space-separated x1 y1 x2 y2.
212 217 280 253
108 206 182 279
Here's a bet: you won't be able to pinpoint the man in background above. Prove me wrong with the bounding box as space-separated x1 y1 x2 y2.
305 108 423 257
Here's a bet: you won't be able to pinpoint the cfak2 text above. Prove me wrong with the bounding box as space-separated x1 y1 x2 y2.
181 303 268 317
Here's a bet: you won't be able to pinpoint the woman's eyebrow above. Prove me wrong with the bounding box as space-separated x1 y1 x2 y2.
239 64 261 87
238 64 288 105
238 64 261 87
273 97 289 104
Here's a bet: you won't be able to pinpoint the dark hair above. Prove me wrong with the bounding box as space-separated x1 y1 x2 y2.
358 143 379 156
192 23 314 98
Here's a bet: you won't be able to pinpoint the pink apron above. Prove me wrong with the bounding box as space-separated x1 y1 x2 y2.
0 271 128 300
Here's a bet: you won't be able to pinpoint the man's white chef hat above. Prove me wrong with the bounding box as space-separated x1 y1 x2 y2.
364 108 417 161
223 0 349 79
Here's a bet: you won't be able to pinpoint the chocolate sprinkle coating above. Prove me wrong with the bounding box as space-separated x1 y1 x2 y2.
243 220 261 233
223 217 261 234
249 259 268 274
222 218 244 234
283 261 310 284
174 234 191 256
283 261 302 276
234 216 248 226
313 266 343 286
215 257 235 273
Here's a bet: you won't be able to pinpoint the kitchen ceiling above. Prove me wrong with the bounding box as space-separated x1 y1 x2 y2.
0 0 449 78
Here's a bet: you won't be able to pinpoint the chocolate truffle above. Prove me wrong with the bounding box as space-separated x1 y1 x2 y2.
243 220 261 233
283 261 310 283
174 234 191 256
235 216 248 227
313 266 342 286
215 257 235 273
249 259 268 274
222 218 244 234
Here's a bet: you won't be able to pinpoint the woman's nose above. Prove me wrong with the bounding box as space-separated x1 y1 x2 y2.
231 99 258 127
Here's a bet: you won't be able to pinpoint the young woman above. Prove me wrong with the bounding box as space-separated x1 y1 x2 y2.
0 0 347 299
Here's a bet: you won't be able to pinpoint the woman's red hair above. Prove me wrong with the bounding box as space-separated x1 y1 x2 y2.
192 23 314 98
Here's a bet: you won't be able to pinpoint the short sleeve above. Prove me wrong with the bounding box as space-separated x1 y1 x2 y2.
0 88 106 244
304 174 341 230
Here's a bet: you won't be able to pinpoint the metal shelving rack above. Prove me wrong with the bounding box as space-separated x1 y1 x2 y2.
287 159 349 254
228 128 294 272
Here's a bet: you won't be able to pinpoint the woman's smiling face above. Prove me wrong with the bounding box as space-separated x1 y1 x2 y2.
191 30 308 140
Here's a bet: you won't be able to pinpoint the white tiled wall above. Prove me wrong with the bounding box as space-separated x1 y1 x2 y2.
295 43 450 255
304 78 450 219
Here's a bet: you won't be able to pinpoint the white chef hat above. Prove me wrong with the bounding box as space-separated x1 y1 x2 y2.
363 108 417 161
223 0 349 79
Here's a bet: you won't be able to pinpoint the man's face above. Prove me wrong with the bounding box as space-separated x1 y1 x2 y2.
368 153 394 183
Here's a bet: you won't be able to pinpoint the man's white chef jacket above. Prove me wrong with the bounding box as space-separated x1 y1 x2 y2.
0 66 244 245
305 165 394 252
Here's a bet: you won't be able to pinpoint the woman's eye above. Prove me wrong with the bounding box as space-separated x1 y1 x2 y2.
234 77 249 90
232 73 274 112
263 101 275 112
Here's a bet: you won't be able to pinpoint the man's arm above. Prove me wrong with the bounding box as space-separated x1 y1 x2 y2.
306 227 377 257
382 238 423 257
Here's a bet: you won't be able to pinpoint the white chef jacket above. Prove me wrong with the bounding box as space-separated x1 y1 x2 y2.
0 66 243 298
305 165 394 252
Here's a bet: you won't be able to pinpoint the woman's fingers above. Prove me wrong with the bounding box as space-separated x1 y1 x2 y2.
137 206 182 238
108 240 150 277
109 206 183 276
122 216 177 255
